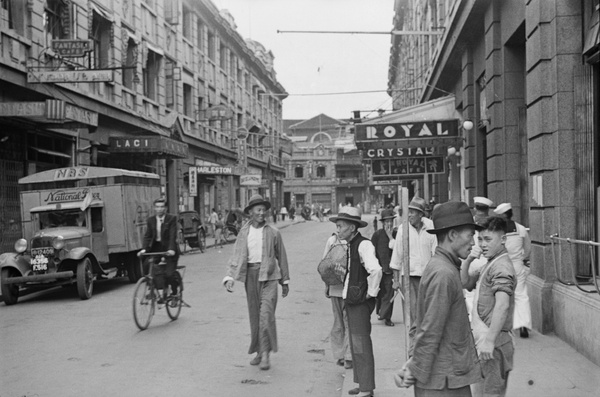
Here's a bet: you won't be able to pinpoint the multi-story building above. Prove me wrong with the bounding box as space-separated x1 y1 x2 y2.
385 0 600 365
283 114 368 213
0 0 286 251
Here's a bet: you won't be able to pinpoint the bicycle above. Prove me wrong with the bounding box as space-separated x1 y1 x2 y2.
132 252 189 330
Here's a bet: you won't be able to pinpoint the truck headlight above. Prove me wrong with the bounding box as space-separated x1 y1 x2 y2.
14 239 27 253
52 236 65 250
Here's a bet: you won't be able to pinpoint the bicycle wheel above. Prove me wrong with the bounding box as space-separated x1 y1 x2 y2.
197 228 206 253
177 230 187 254
132 277 155 330
166 276 183 320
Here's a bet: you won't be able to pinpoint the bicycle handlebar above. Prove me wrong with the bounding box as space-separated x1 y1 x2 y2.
138 251 174 257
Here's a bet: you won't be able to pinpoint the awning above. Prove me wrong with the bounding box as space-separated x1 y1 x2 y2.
0 100 98 128
355 96 463 150
108 136 188 158
583 6 599 63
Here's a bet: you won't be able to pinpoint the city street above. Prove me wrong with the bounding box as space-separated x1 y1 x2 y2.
0 219 351 397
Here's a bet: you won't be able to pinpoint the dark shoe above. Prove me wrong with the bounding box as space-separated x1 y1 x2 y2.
377 316 383 321
348 388 360 395
259 355 270 370
249 355 261 366
344 360 353 369
336 358 344 366
385 319 395 327
520 327 529 338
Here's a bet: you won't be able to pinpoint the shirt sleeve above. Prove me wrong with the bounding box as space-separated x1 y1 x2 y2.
389 228 403 271
358 240 383 297
489 260 516 296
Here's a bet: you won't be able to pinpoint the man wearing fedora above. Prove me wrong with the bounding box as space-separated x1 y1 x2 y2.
389 197 437 328
395 201 483 396
330 207 382 397
371 208 397 326
222 194 290 371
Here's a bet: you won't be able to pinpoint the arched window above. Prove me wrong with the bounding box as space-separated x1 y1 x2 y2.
316 165 326 178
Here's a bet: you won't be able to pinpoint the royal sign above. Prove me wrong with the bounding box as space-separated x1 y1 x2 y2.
355 120 458 142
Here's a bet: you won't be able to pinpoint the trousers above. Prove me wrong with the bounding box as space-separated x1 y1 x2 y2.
346 298 376 392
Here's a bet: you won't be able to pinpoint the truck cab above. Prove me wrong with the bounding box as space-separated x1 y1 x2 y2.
0 166 161 305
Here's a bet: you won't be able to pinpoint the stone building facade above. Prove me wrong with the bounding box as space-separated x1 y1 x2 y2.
0 0 286 251
389 0 600 364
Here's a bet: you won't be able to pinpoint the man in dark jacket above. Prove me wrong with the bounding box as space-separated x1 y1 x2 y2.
396 201 483 396
371 208 396 326
138 198 180 295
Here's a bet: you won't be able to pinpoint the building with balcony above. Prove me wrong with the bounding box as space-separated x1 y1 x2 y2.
387 0 600 365
283 114 368 213
0 0 287 251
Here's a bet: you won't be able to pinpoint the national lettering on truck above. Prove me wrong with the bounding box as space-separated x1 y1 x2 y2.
0 166 162 305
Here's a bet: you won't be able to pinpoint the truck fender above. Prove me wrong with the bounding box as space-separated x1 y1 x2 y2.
0 252 30 277
66 248 104 274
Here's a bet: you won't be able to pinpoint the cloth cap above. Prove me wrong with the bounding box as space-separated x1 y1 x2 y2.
244 194 271 214
473 196 493 207
380 208 396 221
427 201 483 234
408 197 427 213
493 202 512 215
329 206 368 228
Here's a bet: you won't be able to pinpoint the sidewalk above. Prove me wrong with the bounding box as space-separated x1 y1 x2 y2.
341 307 600 397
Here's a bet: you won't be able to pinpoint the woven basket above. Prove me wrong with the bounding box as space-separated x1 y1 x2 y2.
318 243 347 285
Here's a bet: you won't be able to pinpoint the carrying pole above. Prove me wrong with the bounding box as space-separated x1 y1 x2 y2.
400 186 411 360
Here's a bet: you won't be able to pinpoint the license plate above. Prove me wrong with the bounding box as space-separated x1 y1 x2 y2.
31 254 49 272
31 247 54 256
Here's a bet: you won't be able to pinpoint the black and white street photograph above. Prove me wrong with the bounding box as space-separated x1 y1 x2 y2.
2 1 600 396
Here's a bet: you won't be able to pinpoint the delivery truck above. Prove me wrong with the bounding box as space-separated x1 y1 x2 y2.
0 166 162 305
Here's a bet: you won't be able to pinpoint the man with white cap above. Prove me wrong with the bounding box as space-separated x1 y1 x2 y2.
464 196 494 315
494 202 532 338
389 197 437 328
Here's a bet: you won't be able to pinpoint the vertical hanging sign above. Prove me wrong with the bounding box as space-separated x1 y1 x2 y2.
189 166 197 197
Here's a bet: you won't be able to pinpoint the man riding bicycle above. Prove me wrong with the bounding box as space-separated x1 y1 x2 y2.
138 198 180 298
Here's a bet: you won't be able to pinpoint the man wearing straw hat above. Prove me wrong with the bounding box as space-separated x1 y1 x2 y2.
330 207 382 397
395 201 483 396
371 208 397 326
223 194 290 371
389 197 437 328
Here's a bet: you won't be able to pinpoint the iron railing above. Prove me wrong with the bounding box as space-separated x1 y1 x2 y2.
549 234 600 294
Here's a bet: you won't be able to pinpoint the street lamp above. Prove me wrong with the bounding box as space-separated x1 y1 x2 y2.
462 119 474 131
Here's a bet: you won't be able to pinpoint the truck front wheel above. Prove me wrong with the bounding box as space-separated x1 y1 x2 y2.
1 268 19 305
76 258 94 300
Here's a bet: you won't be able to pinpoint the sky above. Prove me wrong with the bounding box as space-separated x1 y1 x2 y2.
211 0 396 121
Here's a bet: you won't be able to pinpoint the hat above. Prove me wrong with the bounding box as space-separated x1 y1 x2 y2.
244 194 271 214
427 201 483 234
330 207 368 228
473 196 493 207
380 208 396 221
408 197 427 213
493 203 512 215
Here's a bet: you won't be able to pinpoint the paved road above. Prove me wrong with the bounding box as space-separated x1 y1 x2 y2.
0 219 346 397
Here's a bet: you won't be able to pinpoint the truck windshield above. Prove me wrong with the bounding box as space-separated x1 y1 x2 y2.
37 209 87 229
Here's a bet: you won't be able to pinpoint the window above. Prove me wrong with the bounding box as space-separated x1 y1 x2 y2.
182 4 192 40
196 19 204 50
219 41 227 70
183 83 193 117
44 0 71 44
207 30 215 61
2 0 28 35
143 49 161 101
91 11 111 69
91 207 103 233
294 166 303 178
122 38 137 89
165 59 176 109
316 166 326 178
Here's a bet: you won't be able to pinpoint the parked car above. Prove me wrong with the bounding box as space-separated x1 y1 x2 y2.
177 211 207 253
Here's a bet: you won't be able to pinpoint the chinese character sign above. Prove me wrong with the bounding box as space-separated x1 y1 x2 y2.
372 156 445 177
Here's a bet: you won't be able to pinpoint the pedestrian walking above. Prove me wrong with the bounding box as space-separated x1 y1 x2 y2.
464 196 494 316
371 208 396 326
222 194 290 371
493 203 532 338
461 216 517 397
280 205 288 221
272 206 278 223
330 207 382 397
288 205 295 221
321 234 353 369
395 201 483 395
214 212 224 248
209 208 218 237
389 197 437 328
